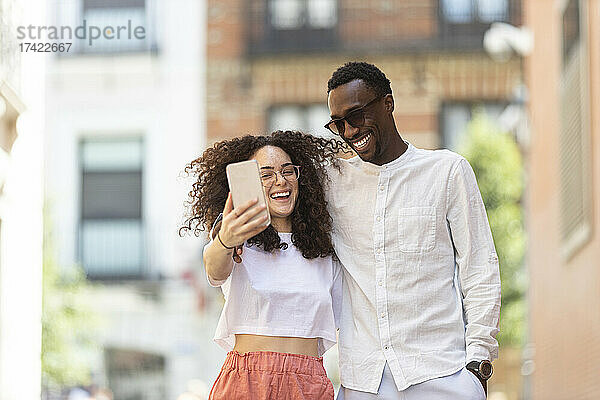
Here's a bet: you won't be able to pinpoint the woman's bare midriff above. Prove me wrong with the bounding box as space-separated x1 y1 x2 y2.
233 334 319 357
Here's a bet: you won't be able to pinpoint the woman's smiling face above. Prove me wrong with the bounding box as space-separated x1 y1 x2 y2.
251 145 299 229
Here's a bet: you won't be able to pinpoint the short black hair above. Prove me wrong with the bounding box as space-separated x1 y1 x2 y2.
327 62 392 97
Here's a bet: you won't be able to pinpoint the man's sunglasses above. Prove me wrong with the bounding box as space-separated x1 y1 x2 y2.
324 96 383 136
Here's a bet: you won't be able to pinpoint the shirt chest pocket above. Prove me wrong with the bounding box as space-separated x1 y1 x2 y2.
398 206 436 253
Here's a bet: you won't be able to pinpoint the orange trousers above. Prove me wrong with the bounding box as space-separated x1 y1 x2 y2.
209 351 335 400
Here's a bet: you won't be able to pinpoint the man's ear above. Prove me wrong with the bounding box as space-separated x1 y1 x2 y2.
384 94 394 113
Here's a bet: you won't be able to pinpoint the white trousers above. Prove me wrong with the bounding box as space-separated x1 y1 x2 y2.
337 363 486 400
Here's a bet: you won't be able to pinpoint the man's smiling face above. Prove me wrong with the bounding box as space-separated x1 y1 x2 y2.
327 79 393 165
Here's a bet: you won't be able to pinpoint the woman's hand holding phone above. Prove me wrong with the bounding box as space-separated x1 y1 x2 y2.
218 192 269 251
204 192 267 282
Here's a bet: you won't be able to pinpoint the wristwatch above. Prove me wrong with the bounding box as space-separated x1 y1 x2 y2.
466 360 493 380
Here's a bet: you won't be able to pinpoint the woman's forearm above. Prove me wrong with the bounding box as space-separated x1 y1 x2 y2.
203 194 266 281
203 238 234 281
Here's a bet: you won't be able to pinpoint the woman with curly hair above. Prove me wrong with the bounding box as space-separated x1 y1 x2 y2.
180 130 349 400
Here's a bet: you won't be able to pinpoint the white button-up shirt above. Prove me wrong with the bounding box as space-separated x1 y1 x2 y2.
326 142 501 393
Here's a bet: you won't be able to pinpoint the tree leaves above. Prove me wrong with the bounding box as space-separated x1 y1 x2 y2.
459 111 526 347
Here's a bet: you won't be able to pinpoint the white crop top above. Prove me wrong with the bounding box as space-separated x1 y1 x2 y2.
204 233 342 357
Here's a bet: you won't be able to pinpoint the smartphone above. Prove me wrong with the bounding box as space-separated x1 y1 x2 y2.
226 160 271 227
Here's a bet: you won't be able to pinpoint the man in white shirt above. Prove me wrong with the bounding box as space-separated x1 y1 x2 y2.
323 62 500 399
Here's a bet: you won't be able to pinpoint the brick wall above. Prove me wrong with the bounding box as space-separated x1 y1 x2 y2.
338 1 437 47
525 0 600 399
207 0 522 147
207 52 521 149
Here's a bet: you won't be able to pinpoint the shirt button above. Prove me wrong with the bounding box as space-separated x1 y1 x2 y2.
378 281 383 286
376 216 381 222
380 313 385 318
379 186 385 191
384 345 389 350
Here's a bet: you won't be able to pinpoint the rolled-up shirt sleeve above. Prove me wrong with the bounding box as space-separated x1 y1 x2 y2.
446 157 501 362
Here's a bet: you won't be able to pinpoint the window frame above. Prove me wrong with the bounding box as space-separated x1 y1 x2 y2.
438 0 514 45
439 100 508 151
78 136 146 280
248 0 338 53
558 0 592 261
66 0 158 55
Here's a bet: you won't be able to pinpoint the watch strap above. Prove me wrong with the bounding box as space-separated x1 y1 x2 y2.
466 360 493 380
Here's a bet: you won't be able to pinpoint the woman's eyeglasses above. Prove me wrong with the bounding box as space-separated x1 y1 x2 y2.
324 96 383 136
260 165 301 187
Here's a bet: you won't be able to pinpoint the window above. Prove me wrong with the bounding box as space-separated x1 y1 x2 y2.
248 0 337 53
79 138 144 279
270 0 303 29
306 0 337 28
249 0 337 53
441 0 473 23
269 104 335 139
440 0 508 23
440 102 505 151
78 0 154 53
105 348 166 400
439 0 511 43
559 0 591 259
269 0 337 30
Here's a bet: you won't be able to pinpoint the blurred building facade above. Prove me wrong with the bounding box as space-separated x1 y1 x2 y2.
207 0 523 153
0 0 45 399
525 0 599 399
44 0 222 398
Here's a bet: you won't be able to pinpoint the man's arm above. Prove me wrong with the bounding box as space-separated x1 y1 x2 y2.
446 157 501 365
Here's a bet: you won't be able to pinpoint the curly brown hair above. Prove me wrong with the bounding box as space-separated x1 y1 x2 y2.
179 130 350 259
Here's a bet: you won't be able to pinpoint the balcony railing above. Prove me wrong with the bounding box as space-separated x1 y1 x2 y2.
246 0 338 54
245 0 521 55
78 219 165 281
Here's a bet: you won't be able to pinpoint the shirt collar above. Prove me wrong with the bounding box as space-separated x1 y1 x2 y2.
349 140 415 174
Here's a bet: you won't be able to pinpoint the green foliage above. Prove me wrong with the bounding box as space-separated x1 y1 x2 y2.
42 209 98 388
458 110 526 347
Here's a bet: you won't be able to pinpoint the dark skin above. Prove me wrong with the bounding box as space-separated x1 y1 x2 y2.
328 79 488 396
327 79 407 166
